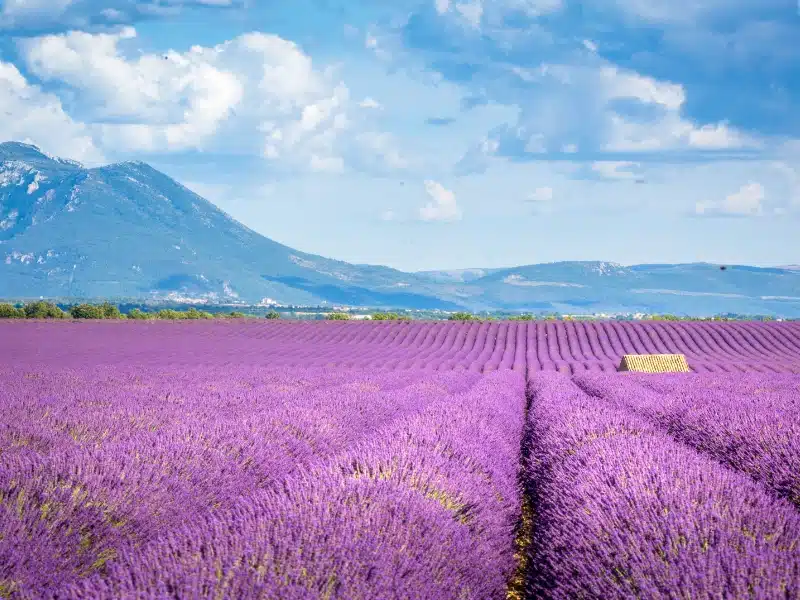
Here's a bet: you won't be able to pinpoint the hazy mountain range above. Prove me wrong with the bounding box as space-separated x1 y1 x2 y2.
2 142 799 316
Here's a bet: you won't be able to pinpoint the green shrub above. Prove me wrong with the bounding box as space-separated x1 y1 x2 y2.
371 312 411 321
265 310 280 320
24 301 66 319
227 311 247 318
70 303 106 319
448 312 477 321
184 307 214 320
156 309 187 320
326 312 351 320
126 308 152 320
101 302 122 319
0 303 25 319
508 314 534 321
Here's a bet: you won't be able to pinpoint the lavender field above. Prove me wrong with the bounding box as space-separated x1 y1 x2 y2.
1 320 800 599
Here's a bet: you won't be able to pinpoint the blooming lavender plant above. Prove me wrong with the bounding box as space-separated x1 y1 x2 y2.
2 320 800 373
523 373 800 599
1 366 525 598
573 372 800 507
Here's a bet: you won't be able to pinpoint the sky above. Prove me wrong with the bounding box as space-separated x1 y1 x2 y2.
1 0 799 272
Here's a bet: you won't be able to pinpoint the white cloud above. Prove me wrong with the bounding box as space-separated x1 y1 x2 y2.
419 179 462 221
770 160 800 208
605 0 745 25
599 68 756 152
696 182 765 216
309 154 344 173
455 2 483 28
1 0 76 25
600 66 685 110
358 97 382 109
351 132 410 172
381 209 396 221
496 61 758 157
436 0 563 27
582 39 598 53
591 161 639 180
17 28 368 170
0 0 241 31
688 123 755 149
526 186 553 202
0 60 103 164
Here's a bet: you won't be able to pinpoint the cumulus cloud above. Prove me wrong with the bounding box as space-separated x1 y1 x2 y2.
695 182 765 216
345 132 411 174
13 27 410 172
0 60 103 163
309 154 345 173
434 0 564 28
599 66 758 152
472 62 760 162
604 0 759 25
526 186 553 202
0 0 242 33
770 160 800 208
358 97 382 109
419 180 461 221
591 161 640 180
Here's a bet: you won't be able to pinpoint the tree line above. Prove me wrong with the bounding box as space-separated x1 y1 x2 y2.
0 301 785 322
0 301 281 320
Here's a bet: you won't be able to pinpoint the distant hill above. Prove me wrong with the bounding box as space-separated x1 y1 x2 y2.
2 141 799 316
0 142 459 310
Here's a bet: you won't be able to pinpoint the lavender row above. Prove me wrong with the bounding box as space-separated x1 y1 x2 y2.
3 320 800 373
56 369 528 599
523 373 800 599
573 372 800 508
0 366 483 597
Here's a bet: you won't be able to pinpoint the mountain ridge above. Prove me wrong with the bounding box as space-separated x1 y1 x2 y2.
2 142 799 316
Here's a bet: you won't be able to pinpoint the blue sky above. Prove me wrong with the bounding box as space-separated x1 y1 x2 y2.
1 0 798 271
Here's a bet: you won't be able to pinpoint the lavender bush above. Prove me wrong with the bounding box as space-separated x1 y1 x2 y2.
2 320 800 373
0 366 525 599
573 372 800 507
523 373 800 599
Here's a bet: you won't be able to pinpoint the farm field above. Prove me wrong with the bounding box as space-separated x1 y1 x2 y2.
3 319 800 373
1 320 800 599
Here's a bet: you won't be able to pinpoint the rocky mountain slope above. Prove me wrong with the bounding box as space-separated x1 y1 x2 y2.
2 142 798 316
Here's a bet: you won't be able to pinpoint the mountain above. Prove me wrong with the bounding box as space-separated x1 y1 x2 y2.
2 142 799 316
0 142 461 309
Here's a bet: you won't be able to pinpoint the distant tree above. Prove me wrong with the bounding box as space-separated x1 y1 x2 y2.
127 308 152 320
184 307 214 320
326 312 351 320
265 310 281 320
24 301 66 319
70 303 106 319
448 312 476 321
0 303 25 318
156 309 186 320
509 314 534 321
371 312 411 321
227 311 247 318
101 302 122 319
